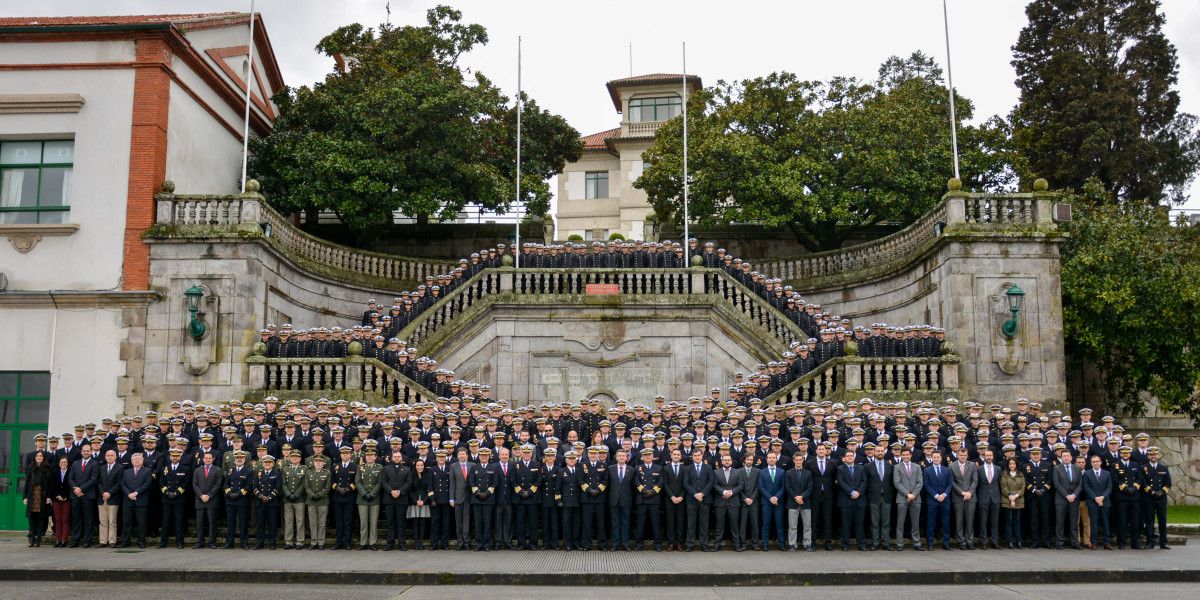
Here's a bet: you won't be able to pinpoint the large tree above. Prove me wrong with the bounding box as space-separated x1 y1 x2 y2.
635 52 1014 251
249 6 581 235
1061 180 1200 423
1011 0 1200 205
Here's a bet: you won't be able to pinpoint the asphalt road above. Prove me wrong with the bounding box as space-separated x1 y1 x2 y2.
2 583 1199 600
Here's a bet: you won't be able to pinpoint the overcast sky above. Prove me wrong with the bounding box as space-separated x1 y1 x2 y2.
23 0 1200 209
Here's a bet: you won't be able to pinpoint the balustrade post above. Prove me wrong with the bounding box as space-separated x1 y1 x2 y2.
248 362 265 389
844 361 862 391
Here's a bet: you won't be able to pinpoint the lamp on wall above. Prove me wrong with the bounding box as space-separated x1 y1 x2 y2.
184 284 208 341
1001 284 1025 339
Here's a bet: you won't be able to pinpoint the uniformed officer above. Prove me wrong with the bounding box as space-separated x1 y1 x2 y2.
281 449 308 549
253 454 281 549
429 449 453 550
634 447 663 550
511 444 541 550
304 453 331 549
1024 446 1053 548
355 448 383 550
1111 445 1142 549
223 450 252 549
579 445 609 550
1141 447 1171 549
559 449 583 550
158 447 190 548
469 447 499 551
331 446 358 550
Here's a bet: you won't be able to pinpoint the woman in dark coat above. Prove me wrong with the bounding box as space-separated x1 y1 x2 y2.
407 459 433 550
48 455 73 547
23 451 53 546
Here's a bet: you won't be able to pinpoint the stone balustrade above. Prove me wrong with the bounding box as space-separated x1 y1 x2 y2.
764 356 961 406
245 356 434 406
152 184 453 287
756 188 1059 285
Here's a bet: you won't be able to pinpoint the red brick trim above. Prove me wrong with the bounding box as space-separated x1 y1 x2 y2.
122 36 171 291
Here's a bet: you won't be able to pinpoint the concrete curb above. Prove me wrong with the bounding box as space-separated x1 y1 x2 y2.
2 567 1198 586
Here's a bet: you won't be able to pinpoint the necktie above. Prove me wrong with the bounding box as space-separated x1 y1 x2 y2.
906 463 911 476
723 468 729 481
134 468 139 477
1066 465 1072 481
462 464 467 478
819 460 825 475
108 464 112 475
205 466 211 477
877 461 884 480
502 464 507 476
1095 469 1100 479
673 464 679 477
849 465 854 477
770 467 776 481
935 466 940 478
620 466 625 480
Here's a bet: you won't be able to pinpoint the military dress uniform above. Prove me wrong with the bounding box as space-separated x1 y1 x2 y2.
1141 452 1171 549
330 450 359 549
429 456 454 549
158 455 190 548
1024 453 1054 548
633 452 664 549
253 457 282 549
1111 451 1143 548
223 454 253 548
511 454 541 549
579 454 608 550
468 450 499 550
303 457 331 549
280 456 309 548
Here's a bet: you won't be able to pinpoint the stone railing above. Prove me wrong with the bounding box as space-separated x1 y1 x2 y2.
245 355 436 406
397 267 807 349
152 182 454 287
755 186 1058 285
624 121 662 136
763 355 961 406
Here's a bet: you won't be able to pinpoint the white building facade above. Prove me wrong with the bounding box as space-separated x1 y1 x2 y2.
555 73 700 241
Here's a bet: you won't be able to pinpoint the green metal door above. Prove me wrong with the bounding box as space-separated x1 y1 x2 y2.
0 372 50 530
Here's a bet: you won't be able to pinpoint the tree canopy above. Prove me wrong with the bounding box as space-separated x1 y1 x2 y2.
1011 0 1200 205
249 6 581 235
1060 180 1200 422
634 52 1015 251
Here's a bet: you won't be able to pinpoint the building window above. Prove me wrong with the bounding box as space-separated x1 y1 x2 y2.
0 140 73 224
584 171 609 199
0 372 50 425
629 96 682 122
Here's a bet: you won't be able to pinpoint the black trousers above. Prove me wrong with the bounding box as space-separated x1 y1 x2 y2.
195 506 218 544
740 500 760 543
664 499 685 544
636 503 661 544
1027 494 1052 546
840 503 866 547
541 505 560 549
1114 499 1140 546
713 503 741 547
610 505 632 547
226 504 249 546
810 495 834 543
332 501 355 547
581 502 605 548
256 504 279 546
159 502 185 545
70 497 95 544
1142 497 1168 546
685 502 710 548
430 504 451 548
1054 500 1078 546
384 503 407 546
515 504 538 547
119 504 147 545
472 503 494 548
561 506 580 549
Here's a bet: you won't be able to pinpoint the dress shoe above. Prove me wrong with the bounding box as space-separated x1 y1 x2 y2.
1103 544 1113 550
941 542 951 550
804 546 814 552
1160 545 1171 550
138 542 146 548
914 544 926 551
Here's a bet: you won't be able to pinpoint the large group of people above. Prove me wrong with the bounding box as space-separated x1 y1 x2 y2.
22 394 1173 554
255 238 950 401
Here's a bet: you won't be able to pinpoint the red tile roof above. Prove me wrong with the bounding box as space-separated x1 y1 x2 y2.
606 73 702 112
581 127 621 151
0 13 245 27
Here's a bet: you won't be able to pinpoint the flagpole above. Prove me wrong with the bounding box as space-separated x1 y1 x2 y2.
240 0 257 192
514 35 522 268
942 0 960 180
682 42 689 256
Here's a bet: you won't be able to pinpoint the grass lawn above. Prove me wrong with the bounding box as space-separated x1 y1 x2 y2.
1167 505 1200 523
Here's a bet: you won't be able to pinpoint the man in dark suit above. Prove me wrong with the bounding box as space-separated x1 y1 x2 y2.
836 451 868 550
784 452 814 551
712 453 745 551
67 443 100 547
739 454 761 550
381 450 413 550
758 451 787 551
96 449 124 548
1052 449 1082 549
633 447 663 550
662 448 687 550
683 447 714 551
976 449 1002 548
806 443 836 550
607 449 636 550
1082 453 1113 549
158 448 190 549
449 448 474 549
117 452 152 548
950 447 979 549
923 450 953 550
865 444 895 550
191 451 223 548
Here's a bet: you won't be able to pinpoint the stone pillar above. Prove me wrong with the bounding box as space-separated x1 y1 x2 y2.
345 358 363 391
247 362 265 389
